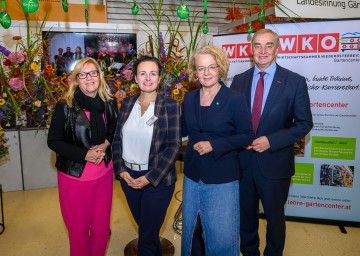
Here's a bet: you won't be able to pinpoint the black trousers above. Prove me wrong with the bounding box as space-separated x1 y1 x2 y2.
121 168 175 256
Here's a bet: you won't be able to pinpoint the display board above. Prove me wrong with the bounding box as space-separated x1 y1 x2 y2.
214 19 360 225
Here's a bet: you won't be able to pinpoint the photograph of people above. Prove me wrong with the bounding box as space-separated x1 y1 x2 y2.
47 57 118 255
180 45 253 255
54 47 67 76
230 29 313 256
73 46 83 60
112 56 181 255
63 46 74 73
85 46 98 59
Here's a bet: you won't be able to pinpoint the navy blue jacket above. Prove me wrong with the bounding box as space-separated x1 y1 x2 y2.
181 84 253 184
231 64 313 179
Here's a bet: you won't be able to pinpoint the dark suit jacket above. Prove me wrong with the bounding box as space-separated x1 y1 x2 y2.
181 84 253 184
230 64 313 179
112 93 181 187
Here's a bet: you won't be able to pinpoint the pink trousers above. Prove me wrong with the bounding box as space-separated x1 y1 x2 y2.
58 170 113 256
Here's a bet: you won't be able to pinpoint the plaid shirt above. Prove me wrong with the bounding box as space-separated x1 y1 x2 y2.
112 93 181 187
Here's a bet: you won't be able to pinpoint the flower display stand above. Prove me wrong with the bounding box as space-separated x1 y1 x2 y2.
0 129 23 192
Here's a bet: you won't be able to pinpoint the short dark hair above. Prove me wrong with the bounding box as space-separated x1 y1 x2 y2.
132 56 163 75
58 48 63 51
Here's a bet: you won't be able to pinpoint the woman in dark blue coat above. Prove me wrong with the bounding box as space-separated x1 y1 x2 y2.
181 45 253 256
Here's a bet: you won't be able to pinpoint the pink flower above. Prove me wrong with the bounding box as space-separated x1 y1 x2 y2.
115 90 127 102
176 83 183 89
123 69 133 81
117 89 127 101
8 52 25 64
9 78 24 91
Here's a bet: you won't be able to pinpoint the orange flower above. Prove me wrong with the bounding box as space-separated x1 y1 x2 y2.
46 64 54 71
12 36 22 41
114 81 121 88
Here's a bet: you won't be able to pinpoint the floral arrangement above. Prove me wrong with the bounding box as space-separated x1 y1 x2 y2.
0 40 68 128
106 33 200 108
0 8 68 161
108 0 204 107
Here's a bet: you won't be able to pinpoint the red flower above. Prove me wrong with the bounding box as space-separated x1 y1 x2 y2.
2 59 11 67
13 68 21 77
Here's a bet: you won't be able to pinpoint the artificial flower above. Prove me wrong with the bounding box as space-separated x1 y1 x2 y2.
8 52 25 64
12 36 22 41
173 89 180 95
2 59 11 67
33 100 42 107
123 69 133 81
0 99 5 105
30 62 39 72
9 78 24 91
114 81 121 88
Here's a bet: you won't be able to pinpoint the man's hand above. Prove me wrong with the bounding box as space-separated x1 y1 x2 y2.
251 136 270 153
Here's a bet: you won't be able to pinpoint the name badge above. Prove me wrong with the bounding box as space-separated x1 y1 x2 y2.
146 115 158 126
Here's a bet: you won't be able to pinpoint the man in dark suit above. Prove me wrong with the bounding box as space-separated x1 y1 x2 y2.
230 29 313 256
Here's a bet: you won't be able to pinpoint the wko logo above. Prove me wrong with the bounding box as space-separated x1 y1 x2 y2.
223 33 340 59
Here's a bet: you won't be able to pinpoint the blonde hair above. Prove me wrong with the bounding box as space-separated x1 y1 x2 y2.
63 57 113 107
188 45 229 82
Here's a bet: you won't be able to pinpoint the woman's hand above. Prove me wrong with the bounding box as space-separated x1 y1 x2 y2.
193 141 213 155
130 176 150 190
85 146 105 165
120 171 135 186
97 139 110 152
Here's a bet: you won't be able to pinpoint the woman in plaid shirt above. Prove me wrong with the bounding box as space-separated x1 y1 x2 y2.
112 56 181 256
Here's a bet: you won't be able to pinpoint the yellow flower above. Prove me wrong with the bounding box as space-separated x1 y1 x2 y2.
173 89 180 95
30 62 39 72
0 99 5 105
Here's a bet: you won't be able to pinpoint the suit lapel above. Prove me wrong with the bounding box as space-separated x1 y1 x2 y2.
244 69 254 112
261 65 286 121
210 84 228 110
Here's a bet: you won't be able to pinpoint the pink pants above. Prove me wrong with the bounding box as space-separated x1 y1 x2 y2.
58 170 113 256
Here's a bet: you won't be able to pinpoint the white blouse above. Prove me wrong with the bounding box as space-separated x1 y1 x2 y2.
122 101 155 165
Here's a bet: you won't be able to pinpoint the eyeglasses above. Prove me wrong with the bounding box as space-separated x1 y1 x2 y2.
196 65 219 74
77 70 99 79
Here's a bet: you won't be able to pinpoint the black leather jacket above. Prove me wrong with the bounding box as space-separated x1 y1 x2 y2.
51 99 118 178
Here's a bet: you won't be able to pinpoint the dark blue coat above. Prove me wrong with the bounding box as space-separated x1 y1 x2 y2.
231 64 313 179
181 84 253 184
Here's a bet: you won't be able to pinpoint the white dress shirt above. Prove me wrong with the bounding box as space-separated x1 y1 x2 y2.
122 101 155 165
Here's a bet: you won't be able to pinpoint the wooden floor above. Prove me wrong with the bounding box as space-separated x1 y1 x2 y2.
0 172 359 256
